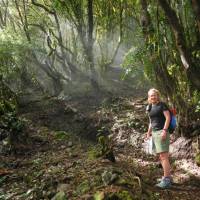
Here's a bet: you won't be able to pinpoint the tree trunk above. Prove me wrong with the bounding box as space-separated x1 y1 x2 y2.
140 0 152 42
0 0 8 28
87 0 99 91
191 0 200 34
158 0 200 90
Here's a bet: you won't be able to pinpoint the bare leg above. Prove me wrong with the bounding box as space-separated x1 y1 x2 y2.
159 152 171 177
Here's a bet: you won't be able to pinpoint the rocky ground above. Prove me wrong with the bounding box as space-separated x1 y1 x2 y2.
0 93 200 200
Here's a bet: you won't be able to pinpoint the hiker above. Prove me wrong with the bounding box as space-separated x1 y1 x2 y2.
146 88 172 189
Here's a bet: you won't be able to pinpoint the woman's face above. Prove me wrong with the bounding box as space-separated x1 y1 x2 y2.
148 91 159 104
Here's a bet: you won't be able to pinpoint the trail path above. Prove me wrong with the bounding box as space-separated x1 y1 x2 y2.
1 94 200 200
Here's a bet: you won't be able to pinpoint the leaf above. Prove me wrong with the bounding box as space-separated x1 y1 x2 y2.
94 191 105 200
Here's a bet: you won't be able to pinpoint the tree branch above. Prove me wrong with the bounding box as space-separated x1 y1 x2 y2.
158 0 191 70
31 0 55 15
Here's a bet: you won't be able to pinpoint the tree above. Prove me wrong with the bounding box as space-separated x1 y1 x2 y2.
158 0 200 90
123 0 200 136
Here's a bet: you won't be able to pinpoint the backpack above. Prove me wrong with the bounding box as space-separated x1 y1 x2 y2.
146 103 177 134
168 108 177 134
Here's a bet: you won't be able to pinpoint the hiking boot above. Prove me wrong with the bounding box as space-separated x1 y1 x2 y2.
155 177 172 189
156 176 173 184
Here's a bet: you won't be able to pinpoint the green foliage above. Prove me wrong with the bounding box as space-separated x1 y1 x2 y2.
88 144 102 159
52 0 86 20
122 46 152 85
94 192 104 200
0 106 25 144
88 135 115 162
0 83 24 145
0 0 199 135
0 100 15 115
2 112 23 132
121 0 200 131
54 131 70 140
88 136 111 159
195 153 200 166
192 91 200 114
75 180 90 195
0 29 36 79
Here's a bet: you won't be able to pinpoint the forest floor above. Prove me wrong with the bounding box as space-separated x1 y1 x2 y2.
1 92 200 200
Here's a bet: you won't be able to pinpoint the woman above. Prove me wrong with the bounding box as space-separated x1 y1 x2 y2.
146 88 172 189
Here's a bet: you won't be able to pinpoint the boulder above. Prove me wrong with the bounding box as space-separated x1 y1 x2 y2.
170 137 194 158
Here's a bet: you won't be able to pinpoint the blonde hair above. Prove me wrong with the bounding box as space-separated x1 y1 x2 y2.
148 88 160 104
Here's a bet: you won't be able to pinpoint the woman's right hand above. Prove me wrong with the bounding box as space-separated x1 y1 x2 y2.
145 132 151 140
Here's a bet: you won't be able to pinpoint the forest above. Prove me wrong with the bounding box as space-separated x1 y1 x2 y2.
0 0 200 199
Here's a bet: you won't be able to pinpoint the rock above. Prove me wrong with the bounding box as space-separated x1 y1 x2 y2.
57 184 70 193
51 191 67 200
115 141 126 148
129 133 141 148
170 137 194 158
115 130 127 145
60 145 66 149
73 114 85 122
64 105 77 114
101 169 118 185
67 141 73 147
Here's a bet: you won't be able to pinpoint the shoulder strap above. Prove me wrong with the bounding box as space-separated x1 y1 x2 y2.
146 104 152 112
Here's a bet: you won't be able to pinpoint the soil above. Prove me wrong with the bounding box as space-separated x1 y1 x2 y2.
1 92 200 200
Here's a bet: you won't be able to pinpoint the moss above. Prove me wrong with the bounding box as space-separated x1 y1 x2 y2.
195 153 200 166
88 136 115 162
52 191 67 200
76 180 90 195
87 145 102 160
54 131 70 140
106 190 134 200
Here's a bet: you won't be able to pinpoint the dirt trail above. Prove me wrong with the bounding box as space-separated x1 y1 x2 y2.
1 94 200 200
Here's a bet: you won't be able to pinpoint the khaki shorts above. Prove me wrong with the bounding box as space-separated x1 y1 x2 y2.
152 130 170 154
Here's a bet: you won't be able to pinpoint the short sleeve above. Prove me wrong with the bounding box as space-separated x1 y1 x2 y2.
146 104 151 112
161 102 169 111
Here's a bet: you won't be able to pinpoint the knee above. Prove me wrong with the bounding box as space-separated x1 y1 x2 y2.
159 152 168 161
